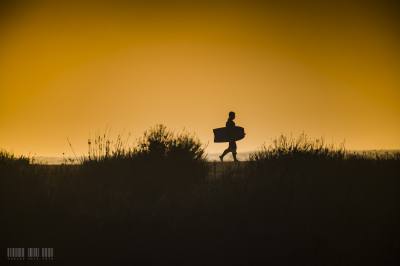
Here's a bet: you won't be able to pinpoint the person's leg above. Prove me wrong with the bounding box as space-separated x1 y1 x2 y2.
231 141 239 162
219 147 230 161
232 151 238 162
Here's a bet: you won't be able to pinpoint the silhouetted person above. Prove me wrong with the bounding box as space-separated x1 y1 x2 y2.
220 111 239 162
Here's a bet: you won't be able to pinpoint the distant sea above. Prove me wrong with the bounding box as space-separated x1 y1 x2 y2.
33 152 252 165
33 150 399 165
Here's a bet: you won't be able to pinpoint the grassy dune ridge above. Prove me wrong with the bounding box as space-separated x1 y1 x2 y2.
1 125 399 265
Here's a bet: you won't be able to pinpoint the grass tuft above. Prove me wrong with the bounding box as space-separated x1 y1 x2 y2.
249 133 346 161
0 149 30 166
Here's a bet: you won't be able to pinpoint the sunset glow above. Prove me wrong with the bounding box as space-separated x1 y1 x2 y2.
1 1 399 156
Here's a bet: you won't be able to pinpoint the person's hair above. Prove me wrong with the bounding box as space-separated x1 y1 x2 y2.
229 111 235 117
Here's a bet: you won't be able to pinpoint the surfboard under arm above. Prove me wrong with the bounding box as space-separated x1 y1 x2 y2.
213 126 245 143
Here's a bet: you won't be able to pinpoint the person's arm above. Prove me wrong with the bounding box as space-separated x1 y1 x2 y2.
226 120 235 128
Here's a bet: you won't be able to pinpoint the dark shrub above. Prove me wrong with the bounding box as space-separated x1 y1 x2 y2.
81 124 208 198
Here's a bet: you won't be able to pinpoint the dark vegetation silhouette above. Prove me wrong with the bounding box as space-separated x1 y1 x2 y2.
1 126 399 265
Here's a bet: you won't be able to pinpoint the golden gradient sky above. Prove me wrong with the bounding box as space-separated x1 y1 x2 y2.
1 0 399 156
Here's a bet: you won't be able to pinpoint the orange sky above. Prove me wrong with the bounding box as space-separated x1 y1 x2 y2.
1 1 399 156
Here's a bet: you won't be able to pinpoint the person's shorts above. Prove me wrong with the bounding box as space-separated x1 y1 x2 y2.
228 141 237 152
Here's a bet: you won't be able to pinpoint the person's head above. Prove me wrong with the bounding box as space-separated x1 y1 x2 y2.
229 111 235 120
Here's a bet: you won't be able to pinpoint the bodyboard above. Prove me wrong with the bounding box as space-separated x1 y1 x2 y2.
213 126 245 143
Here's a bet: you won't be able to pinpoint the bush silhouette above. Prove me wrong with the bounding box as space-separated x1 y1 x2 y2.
1 132 399 265
81 124 208 198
